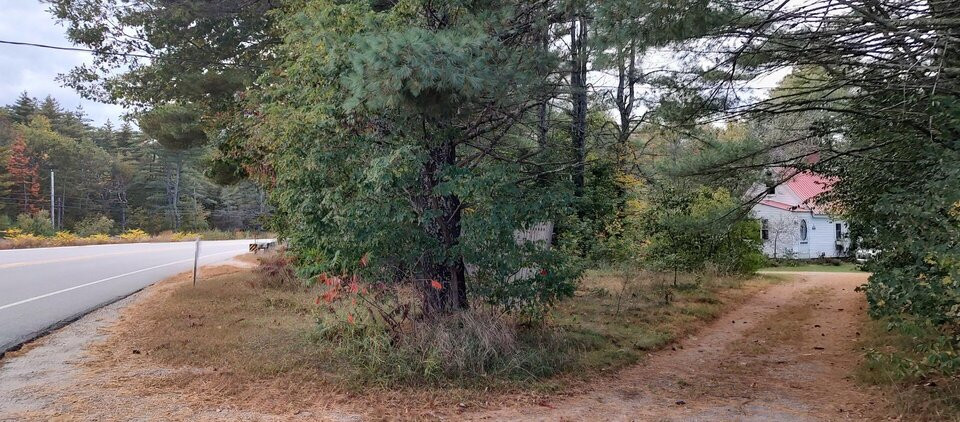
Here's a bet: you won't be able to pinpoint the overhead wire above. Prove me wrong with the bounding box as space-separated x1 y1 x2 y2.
0 39 266 70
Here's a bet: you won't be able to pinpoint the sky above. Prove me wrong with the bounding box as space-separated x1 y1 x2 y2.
0 0 127 126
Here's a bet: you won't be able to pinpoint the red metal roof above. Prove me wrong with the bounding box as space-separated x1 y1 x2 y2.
759 200 795 211
759 199 811 212
785 171 834 204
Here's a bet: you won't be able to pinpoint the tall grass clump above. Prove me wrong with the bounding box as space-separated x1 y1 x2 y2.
251 252 301 289
314 309 570 388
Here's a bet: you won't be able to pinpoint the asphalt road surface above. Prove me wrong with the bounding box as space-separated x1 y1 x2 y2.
0 239 260 353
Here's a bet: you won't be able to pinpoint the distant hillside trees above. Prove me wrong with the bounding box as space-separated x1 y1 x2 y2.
0 92 269 234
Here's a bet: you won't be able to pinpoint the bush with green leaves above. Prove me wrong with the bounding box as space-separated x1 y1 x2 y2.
72 215 115 236
556 163 641 266
15 210 55 237
822 97 960 331
638 186 765 276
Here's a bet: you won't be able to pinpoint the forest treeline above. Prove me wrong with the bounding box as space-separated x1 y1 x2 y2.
0 92 269 236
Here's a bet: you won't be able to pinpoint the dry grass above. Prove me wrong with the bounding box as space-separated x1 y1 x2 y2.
96 268 327 379
855 319 960 421
87 262 349 416
729 286 828 356
86 259 781 418
553 269 778 373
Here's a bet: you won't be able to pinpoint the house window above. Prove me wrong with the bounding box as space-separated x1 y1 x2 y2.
835 223 843 239
761 219 769 240
800 220 808 242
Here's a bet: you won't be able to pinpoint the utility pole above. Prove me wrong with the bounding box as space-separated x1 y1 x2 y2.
50 170 55 229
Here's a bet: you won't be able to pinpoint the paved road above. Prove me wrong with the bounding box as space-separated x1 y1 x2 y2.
0 239 260 353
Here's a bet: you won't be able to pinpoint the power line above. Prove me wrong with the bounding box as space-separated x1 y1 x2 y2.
0 39 266 70
0 197 268 215
0 39 157 60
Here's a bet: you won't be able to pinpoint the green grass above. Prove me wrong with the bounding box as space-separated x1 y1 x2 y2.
761 263 863 273
550 270 775 375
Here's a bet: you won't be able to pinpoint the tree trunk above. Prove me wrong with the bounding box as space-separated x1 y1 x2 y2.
58 195 64 230
169 153 183 231
616 40 637 146
21 180 29 213
120 202 127 230
570 13 588 196
420 138 468 314
537 22 551 149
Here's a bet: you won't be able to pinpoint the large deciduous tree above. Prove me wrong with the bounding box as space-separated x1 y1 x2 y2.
4 135 41 214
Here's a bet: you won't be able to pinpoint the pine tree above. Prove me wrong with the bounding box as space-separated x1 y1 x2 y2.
94 120 116 151
39 95 63 125
9 92 37 124
251 1 579 315
56 105 92 140
115 122 136 152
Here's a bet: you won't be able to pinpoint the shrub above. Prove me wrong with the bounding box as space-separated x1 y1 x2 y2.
171 231 201 241
6 232 46 248
2 228 25 239
15 210 54 236
86 234 112 243
638 186 765 276
119 228 149 241
320 310 569 386
0 215 11 231
52 231 79 245
310 270 571 386
196 230 246 241
73 215 115 237
251 253 300 289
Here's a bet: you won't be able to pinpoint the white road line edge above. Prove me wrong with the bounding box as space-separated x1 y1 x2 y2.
0 249 245 311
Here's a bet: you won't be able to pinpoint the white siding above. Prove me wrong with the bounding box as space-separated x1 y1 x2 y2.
806 215 849 258
752 204 801 258
751 204 849 259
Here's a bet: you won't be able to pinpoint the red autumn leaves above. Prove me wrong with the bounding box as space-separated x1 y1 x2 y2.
313 254 373 325
314 253 550 325
5 135 41 213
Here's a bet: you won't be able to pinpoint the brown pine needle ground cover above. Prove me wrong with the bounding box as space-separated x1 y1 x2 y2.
77 256 783 419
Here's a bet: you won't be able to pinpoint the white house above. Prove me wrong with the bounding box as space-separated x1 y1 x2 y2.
750 171 850 259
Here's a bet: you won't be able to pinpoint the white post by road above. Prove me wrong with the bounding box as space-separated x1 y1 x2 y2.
193 237 201 286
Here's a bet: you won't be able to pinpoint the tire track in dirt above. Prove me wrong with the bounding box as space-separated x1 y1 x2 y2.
465 272 889 421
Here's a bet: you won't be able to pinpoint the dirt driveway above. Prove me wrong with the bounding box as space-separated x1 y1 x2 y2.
466 271 888 421
0 271 888 421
